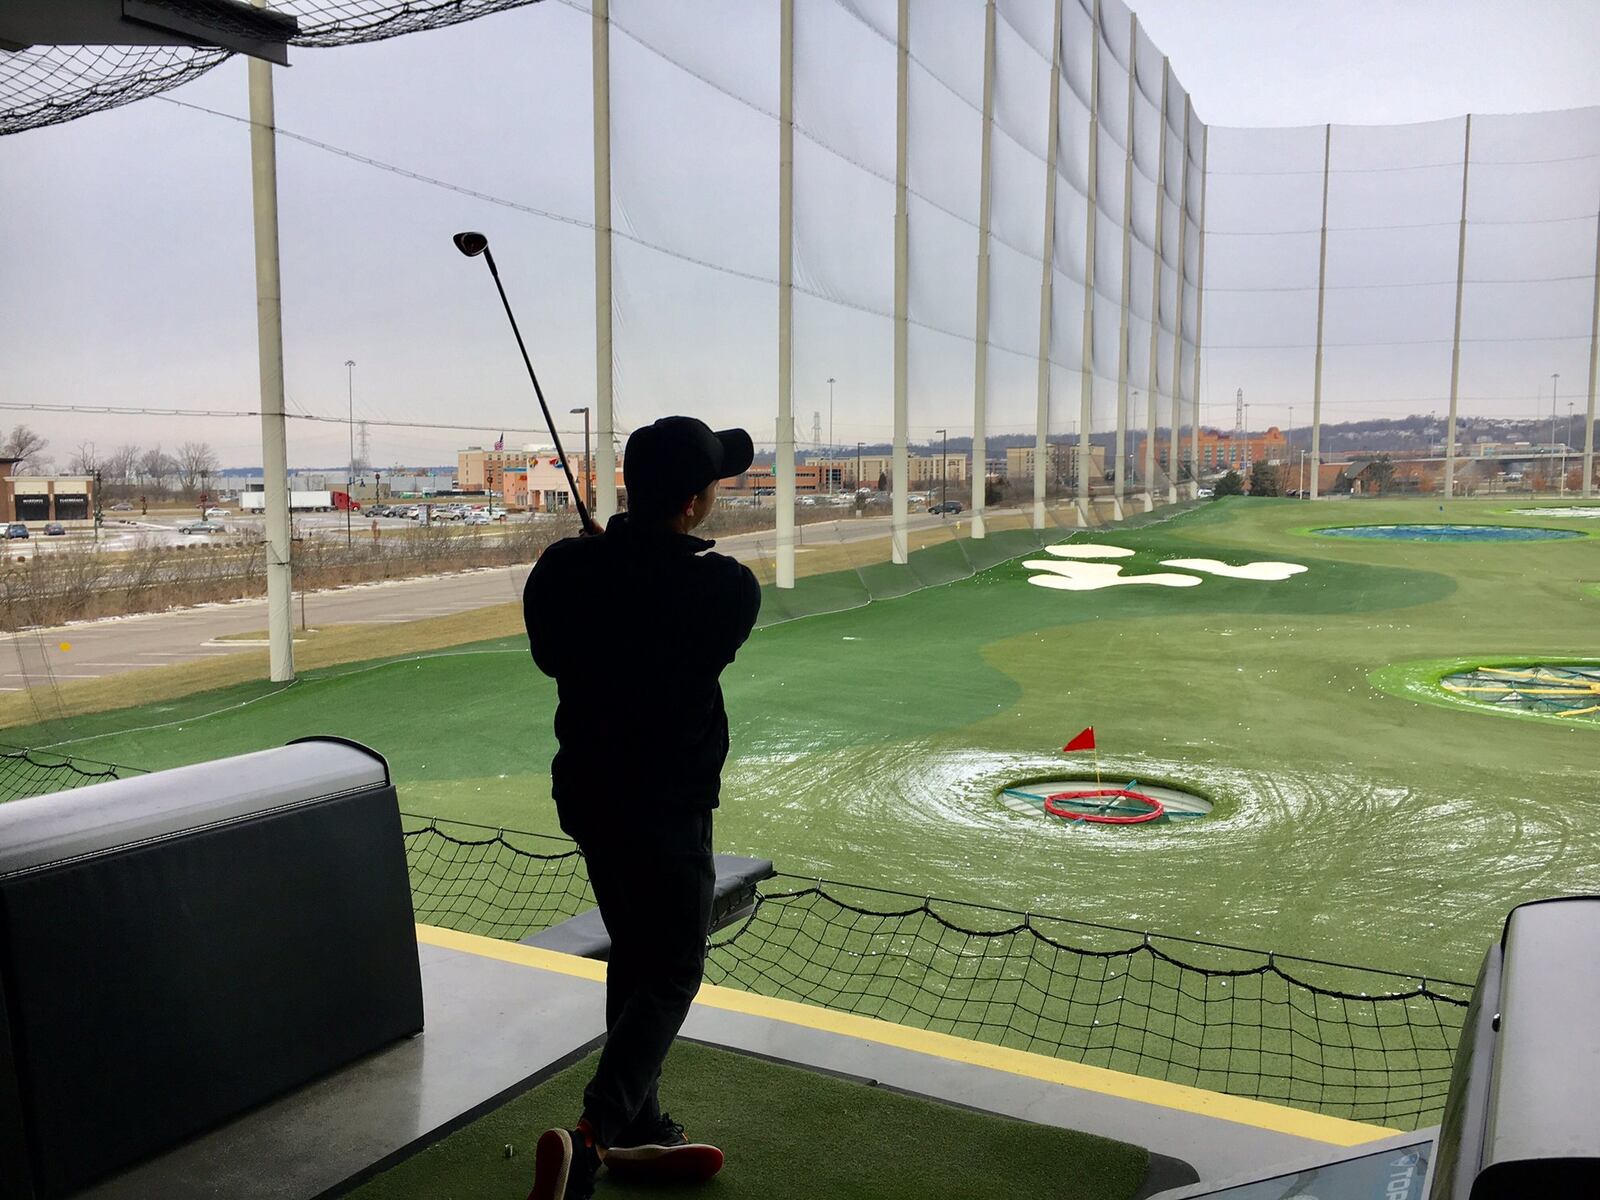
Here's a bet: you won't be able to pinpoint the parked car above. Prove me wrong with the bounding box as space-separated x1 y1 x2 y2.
43 522 66 536
110 501 134 511
464 512 491 526
204 507 231 518
929 501 964 515
178 519 225 534
5 523 28 539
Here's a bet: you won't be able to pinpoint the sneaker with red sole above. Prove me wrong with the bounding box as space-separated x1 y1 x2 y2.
605 1113 724 1183
527 1123 601 1200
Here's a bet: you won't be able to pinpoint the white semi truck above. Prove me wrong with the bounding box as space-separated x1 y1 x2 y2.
238 490 354 513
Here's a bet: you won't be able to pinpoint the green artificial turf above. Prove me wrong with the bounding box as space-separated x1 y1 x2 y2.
9 497 1600 980
346 1040 1149 1200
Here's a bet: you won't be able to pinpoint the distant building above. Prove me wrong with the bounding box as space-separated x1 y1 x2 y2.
1155 427 1288 475
806 453 970 489
459 446 615 507
0 459 96 527
459 446 553 495
1004 443 1105 484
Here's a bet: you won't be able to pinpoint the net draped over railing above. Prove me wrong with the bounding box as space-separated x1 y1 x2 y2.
403 814 595 938
402 816 1471 1130
0 743 141 803
0 1 549 135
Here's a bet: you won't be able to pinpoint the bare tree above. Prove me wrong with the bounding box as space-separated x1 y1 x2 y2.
2 425 51 473
68 441 101 476
176 441 220 494
138 446 176 493
105 444 141 486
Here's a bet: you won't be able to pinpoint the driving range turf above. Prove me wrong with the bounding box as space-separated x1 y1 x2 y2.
8 497 1599 980
345 1040 1149 1200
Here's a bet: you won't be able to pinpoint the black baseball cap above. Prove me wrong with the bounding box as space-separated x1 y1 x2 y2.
623 416 755 516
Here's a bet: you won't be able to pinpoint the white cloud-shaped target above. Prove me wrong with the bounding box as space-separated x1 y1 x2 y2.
1043 543 1136 559
1023 560 1203 591
1160 558 1308 581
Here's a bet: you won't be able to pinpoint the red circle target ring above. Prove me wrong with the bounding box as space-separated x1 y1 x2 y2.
1043 788 1166 825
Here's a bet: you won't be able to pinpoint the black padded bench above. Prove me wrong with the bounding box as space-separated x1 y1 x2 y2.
0 738 422 1200
522 853 775 959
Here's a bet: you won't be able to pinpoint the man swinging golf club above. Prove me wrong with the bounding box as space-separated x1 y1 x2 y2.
523 416 761 1200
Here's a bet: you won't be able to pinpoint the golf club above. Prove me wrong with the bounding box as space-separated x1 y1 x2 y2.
453 231 596 533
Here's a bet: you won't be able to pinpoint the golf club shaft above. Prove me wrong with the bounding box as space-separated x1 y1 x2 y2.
478 248 596 533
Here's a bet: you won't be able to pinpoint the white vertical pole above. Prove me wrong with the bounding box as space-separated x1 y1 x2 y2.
1309 123 1332 501
1583 205 1599 498
1077 0 1101 528
891 0 911 564
592 0 617 522
1168 101 1189 504
1446 115 1472 500
1111 11 1136 522
1034 0 1064 531
971 0 996 539
776 0 796 586
1189 118 1207 498
1143 60 1168 513
246 34 293 683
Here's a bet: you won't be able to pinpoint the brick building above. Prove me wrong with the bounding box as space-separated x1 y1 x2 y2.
1143 427 1288 477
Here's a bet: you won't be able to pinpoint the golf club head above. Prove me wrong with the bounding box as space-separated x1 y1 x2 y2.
453 231 490 258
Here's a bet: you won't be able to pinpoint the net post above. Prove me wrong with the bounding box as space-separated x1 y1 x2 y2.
246 6 293 684
1189 117 1207 498
1446 115 1472 501
775 0 796 587
1584 204 1599 499
891 0 910 564
591 0 617 523
1310 123 1332 502
1034 0 1065 532
1168 99 1189 505
1077 0 1101 529
1112 10 1137 521
1143 59 1168 513
970 0 997 540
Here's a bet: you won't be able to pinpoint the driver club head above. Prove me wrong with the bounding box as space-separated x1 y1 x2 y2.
453 231 490 258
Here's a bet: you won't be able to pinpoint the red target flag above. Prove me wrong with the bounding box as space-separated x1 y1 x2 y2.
1062 727 1095 753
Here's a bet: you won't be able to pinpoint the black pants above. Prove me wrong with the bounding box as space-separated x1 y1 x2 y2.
560 801 715 1148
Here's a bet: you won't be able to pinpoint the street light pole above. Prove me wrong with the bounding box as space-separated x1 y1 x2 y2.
570 406 592 514
856 442 863 493
1551 372 1560 490
1567 400 1575 495
345 359 355 546
827 377 836 493
935 427 948 511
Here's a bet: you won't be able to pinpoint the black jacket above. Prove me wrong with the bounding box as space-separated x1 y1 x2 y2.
524 513 762 811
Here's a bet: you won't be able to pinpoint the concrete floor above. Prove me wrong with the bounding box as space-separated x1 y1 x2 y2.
72 930 1406 1200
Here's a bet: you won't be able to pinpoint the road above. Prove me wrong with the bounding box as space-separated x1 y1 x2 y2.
0 512 958 691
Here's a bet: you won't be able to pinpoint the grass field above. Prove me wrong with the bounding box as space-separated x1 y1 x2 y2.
347 1040 1149 1200
7 496 1598 980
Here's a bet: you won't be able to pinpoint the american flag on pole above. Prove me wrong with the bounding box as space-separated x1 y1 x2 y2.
493 433 504 451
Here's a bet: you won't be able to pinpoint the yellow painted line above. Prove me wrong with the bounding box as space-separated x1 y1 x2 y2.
417 924 1395 1146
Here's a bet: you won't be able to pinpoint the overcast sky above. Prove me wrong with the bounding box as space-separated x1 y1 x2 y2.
2 0 1598 471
